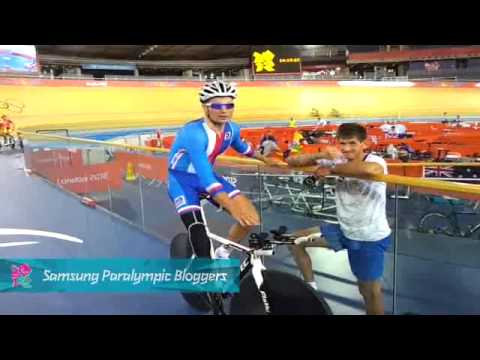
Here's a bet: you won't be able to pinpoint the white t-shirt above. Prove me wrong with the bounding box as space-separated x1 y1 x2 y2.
318 154 392 241
379 124 391 133
395 124 407 134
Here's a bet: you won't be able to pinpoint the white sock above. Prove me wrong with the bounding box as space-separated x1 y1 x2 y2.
215 245 233 259
307 281 318 290
221 245 233 254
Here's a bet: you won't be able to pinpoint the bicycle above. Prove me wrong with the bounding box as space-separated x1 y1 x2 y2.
0 99 25 114
292 176 338 222
244 174 303 211
417 196 480 239
259 175 338 223
170 200 332 315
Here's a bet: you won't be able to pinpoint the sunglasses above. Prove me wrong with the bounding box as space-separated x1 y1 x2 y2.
206 103 235 110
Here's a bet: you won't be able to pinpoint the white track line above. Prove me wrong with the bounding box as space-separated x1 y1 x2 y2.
0 241 40 247
0 229 84 244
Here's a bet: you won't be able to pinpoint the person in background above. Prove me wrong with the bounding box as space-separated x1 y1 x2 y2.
259 132 280 157
387 125 398 138
292 130 305 146
313 117 327 131
0 116 5 145
395 123 407 138
288 117 297 128
441 112 448 124
450 115 462 128
1 114 15 146
386 144 398 160
290 130 306 155
379 121 391 134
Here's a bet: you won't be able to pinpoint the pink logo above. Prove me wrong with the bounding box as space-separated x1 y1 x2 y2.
11 263 33 288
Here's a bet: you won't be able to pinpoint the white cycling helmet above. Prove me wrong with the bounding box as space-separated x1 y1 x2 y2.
199 80 237 103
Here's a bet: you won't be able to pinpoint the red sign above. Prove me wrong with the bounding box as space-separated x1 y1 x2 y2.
53 163 123 194
27 148 123 193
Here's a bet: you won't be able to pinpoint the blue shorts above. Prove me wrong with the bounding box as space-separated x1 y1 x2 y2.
168 170 240 215
320 223 391 282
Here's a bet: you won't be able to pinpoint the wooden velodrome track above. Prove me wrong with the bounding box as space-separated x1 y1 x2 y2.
2 78 480 131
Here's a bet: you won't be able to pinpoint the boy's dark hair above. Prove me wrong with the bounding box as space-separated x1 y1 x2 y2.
336 123 367 142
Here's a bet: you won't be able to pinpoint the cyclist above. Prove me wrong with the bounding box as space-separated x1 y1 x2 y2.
286 123 392 315
168 81 280 260
0 115 5 145
1 114 15 146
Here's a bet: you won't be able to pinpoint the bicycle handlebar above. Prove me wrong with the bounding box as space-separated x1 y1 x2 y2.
249 226 297 249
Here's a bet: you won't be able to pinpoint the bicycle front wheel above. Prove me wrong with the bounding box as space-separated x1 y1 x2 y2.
417 212 456 236
230 269 332 315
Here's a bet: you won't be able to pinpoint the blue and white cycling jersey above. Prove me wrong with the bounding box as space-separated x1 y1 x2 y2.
168 118 254 198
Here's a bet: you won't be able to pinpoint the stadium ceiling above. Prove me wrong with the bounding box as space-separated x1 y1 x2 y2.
36 45 350 61
37 46 466 62
37 45 254 61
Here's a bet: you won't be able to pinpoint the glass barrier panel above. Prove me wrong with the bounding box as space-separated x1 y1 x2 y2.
107 147 144 230
136 150 182 242
393 184 480 314
20 136 112 255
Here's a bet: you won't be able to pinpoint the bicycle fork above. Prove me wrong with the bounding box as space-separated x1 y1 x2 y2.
250 255 272 314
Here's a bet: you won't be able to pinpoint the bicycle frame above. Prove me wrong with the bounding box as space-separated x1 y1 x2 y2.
199 202 275 314
419 198 480 237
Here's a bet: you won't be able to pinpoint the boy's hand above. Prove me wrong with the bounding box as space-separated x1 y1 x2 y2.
324 146 343 160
